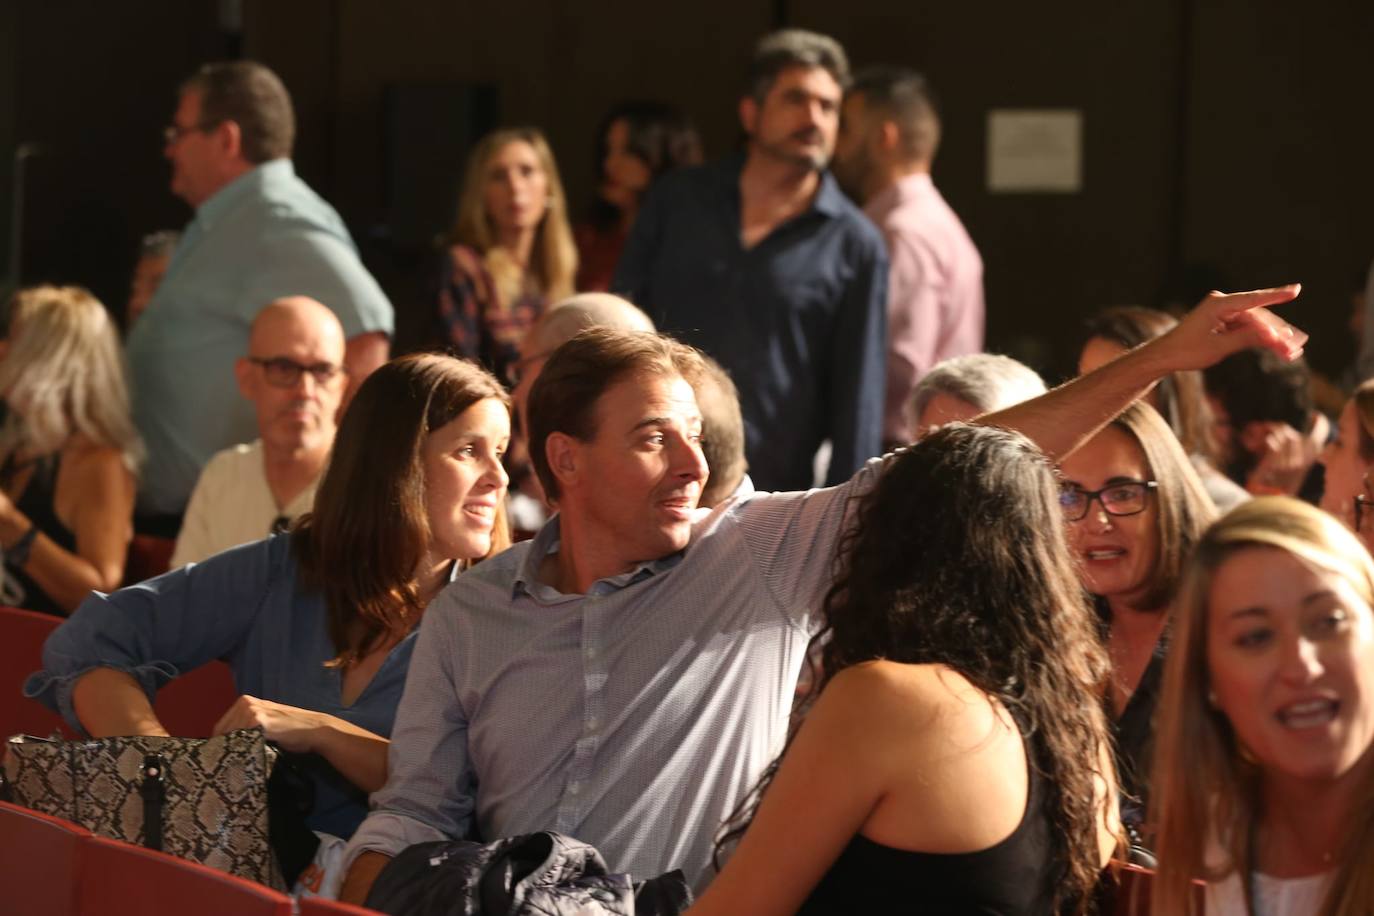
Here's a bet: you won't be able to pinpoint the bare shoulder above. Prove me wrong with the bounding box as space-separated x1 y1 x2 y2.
816 661 1007 757
60 441 134 495
824 661 993 722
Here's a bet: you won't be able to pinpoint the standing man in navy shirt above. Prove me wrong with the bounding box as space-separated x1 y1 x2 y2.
613 30 888 491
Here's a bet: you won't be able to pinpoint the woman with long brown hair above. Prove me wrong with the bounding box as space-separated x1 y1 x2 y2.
574 101 702 291
690 424 1119 915
1150 498 1374 915
28 354 511 843
435 127 577 382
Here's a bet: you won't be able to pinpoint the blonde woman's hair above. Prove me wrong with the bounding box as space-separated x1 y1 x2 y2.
1149 497 1374 916
450 127 577 307
0 285 142 471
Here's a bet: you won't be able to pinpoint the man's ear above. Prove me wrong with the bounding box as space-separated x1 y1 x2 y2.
545 431 581 492
738 96 758 136
878 119 901 155
214 119 244 162
234 357 255 401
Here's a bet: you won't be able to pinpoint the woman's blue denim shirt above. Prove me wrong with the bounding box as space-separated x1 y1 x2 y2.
24 532 419 839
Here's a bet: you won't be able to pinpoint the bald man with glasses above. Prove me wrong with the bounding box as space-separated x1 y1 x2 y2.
170 297 346 567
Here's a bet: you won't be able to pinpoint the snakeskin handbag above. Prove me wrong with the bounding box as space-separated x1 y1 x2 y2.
0 727 284 888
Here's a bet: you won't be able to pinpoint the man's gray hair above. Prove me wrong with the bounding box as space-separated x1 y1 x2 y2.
908 354 1047 427
528 293 655 354
748 29 850 103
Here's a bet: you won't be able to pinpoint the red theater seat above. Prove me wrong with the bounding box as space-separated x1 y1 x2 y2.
1111 862 1206 915
0 801 90 916
153 660 239 737
0 606 71 740
299 897 387 915
78 835 293 916
124 534 175 585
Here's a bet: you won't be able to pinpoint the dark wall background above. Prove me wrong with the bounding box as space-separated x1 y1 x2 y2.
1 0 1370 381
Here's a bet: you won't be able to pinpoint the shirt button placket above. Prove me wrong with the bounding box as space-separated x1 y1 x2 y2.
564 600 604 831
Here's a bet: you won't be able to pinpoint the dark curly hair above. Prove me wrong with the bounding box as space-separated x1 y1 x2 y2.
716 424 1117 912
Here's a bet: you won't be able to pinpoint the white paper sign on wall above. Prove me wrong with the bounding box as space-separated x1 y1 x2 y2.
986 109 1082 193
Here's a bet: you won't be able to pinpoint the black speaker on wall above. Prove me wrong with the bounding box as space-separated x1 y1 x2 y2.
381 82 499 250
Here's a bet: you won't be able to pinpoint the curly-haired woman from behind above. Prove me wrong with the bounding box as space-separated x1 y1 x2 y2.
690 423 1120 916
1150 497 1374 915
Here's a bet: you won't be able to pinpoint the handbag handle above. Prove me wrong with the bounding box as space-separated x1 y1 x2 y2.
139 754 167 852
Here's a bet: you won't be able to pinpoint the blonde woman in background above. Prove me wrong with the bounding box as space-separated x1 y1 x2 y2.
435 127 577 383
1150 498 1374 915
0 285 141 615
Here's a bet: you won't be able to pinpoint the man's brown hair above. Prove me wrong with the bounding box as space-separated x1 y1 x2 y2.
527 329 706 502
182 60 295 163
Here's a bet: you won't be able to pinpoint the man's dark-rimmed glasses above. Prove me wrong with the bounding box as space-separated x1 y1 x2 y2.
249 356 345 389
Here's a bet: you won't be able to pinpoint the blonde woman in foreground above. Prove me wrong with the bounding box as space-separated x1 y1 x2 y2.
1150 497 1374 915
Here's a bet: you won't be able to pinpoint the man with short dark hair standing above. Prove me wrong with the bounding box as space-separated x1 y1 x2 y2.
831 66 984 448
128 61 393 530
614 30 888 492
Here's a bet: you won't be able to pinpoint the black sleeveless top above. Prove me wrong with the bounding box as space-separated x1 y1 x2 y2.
2 453 77 617
797 735 1060 915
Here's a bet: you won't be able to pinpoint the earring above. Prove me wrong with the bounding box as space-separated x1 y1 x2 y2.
1206 688 1219 708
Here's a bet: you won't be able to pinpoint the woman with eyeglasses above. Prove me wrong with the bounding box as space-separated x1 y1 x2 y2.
0 285 141 616
28 355 511 862
1318 378 1374 552
434 127 578 384
1057 401 1216 841
1149 498 1374 915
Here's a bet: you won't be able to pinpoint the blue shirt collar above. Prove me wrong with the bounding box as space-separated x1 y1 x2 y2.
512 515 684 601
195 159 294 232
718 152 848 220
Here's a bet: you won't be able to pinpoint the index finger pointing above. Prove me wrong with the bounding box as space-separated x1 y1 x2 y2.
1211 283 1302 321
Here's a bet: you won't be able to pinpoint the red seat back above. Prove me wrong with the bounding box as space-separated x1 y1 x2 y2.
79 835 292 916
154 660 239 737
0 800 90 916
300 898 386 915
1112 863 1206 915
124 534 176 585
0 606 72 740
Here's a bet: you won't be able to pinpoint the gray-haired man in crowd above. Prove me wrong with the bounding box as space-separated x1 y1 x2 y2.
909 353 1047 440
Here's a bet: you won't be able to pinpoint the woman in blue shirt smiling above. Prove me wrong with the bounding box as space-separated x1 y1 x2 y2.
27 353 512 840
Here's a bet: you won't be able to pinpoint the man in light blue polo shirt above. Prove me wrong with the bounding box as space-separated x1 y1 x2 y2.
127 61 393 525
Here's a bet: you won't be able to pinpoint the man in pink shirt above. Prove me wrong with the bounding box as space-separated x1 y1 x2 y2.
833 66 984 447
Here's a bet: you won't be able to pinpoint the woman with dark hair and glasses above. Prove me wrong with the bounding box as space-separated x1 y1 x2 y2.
29 355 512 860
1058 401 1216 839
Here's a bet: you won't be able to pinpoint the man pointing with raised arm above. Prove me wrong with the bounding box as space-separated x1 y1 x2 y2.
340 285 1303 902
